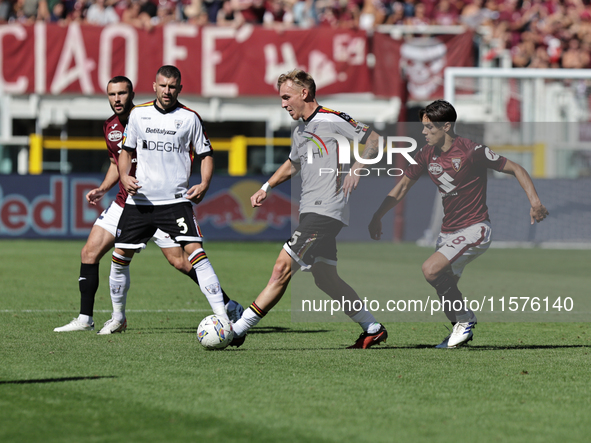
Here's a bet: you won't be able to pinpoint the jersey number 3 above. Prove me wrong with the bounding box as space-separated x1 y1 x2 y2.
176 217 188 234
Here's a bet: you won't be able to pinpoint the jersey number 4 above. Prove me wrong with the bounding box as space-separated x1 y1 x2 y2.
437 172 457 193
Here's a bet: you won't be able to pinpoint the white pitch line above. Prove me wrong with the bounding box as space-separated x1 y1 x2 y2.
0 309 294 313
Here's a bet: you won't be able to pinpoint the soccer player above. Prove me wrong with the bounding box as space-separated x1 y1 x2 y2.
230 69 388 349
111 65 234 332
54 76 240 334
368 100 549 348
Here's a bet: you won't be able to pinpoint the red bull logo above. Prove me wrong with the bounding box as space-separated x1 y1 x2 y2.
195 180 297 235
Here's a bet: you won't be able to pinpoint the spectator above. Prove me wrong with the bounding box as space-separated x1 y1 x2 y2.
292 0 315 27
433 0 459 26
511 40 535 67
0 0 14 22
66 0 87 21
384 1 403 25
49 0 66 21
139 0 157 18
183 0 201 20
404 1 428 26
562 37 590 68
16 0 50 22
217 0 243 25
236 0 265 24
121 0 153 28
86 0 120 24
151 0 175 24
263 0 294 28
529 45 550 68
358 0 386 30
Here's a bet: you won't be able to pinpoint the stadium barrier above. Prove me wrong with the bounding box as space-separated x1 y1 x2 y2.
28 135 292 176
1 173 589 247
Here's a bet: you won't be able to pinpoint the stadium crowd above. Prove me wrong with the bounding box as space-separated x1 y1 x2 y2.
1 0 590 68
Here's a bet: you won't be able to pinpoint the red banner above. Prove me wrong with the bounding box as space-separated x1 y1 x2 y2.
372 31 475 100
0 23 473 99
0 23 371 96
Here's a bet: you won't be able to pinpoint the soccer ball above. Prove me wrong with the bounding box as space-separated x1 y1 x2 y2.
197 315 234 350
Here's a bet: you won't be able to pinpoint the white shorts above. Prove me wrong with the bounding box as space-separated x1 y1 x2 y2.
94 201 180 249
436 221 492 278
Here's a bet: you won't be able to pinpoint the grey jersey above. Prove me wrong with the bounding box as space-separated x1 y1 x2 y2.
289 106 371 225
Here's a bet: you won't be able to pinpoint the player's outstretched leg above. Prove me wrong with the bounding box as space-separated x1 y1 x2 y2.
229 302 268 348
98 251 131 335
229 250 293 347
185 266 244 322
188 248 229 320
159 243 244 322
311 262 387 349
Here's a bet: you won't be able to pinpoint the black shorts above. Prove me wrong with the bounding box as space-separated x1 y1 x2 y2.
115 202 203 250
283 213 343 270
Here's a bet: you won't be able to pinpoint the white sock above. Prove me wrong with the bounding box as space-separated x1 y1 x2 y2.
233 303 265 336
349 308 377 332
110 252 131 322
189 249 228 320
78 314 92 324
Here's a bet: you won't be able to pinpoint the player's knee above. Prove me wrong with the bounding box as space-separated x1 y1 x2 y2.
81 244 102 264
312 271 336 293
270 260 291 285
422 261 442 283
169 257 191 273
313 275 331 293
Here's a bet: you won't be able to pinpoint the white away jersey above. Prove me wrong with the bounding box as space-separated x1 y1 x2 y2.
122 101 212 205
289 106 372 225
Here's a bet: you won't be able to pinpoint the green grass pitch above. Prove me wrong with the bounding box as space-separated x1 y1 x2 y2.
1 240 590 442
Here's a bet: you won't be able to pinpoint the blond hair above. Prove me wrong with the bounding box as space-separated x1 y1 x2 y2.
277 69 316 99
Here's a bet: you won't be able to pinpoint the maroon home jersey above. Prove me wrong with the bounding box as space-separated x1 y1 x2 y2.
103 114 136 208
405 136 507 233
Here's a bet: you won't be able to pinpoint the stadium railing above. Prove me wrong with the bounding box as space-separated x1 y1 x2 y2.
27 134 293 176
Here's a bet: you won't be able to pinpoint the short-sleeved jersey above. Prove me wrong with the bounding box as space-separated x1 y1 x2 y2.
122 101 212 206
289 106 372 225
405 136 507 233
104 113 137 208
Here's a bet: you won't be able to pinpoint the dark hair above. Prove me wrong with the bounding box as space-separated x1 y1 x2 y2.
277 69 316 99
156 65 181 83
419 100 457 127
107 76 133 92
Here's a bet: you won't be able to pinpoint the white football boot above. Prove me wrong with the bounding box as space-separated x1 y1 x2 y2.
436 311 477 349
97 318 127 335
54 318 94 332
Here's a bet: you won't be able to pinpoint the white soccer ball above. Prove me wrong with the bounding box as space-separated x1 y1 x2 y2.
197 314 234 350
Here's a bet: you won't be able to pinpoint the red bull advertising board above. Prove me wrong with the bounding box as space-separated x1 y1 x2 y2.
0 175 297 241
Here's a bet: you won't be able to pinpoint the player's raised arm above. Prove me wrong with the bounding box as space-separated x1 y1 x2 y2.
368 175 416 240
187 154 213 204
251 159 298 208
501 159 549 224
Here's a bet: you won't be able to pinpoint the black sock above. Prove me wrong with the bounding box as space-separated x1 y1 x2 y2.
79 263 99 317
187 268 199 284
187 268 230 304
429 274 464 323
